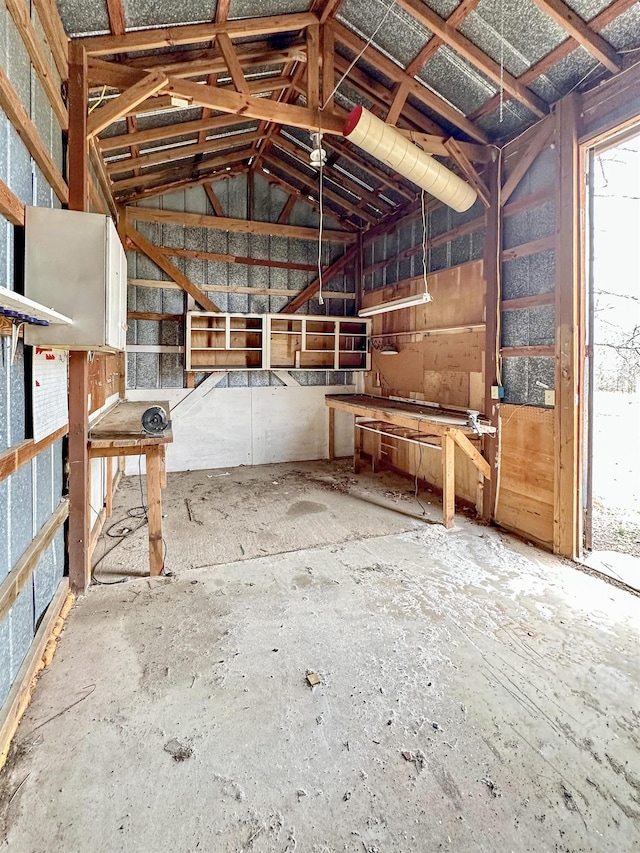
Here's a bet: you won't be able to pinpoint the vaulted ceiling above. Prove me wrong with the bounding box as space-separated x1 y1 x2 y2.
58 0 640 228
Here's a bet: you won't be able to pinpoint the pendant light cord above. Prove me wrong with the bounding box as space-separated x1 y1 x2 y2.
420 189 433 302
318 158 325 305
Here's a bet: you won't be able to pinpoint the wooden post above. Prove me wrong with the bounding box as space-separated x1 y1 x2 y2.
328 407 335 460
554 94 582 559
371 430 381 473
442 432 455 529
353 420 361 474
145 447 164 575
67 41 91 593
482 154 500 521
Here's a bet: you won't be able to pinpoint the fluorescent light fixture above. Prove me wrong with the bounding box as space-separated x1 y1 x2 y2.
358 292 433 318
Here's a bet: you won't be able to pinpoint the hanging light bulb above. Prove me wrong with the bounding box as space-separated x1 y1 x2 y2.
309 131 327 169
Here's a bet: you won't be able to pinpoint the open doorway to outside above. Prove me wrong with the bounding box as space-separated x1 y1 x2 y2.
584 131 640 588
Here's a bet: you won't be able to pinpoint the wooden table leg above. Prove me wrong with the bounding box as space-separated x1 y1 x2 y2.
145 446 164 575
442 432 455 529
371 431 381 473
328 407 335 460
354 421 362 474
160 445 167 489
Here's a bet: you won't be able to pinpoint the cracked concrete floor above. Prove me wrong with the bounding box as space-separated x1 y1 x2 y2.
1 462 639 853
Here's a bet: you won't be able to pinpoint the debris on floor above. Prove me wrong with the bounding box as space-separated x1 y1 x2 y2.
164 739 193 762
306 671 322 687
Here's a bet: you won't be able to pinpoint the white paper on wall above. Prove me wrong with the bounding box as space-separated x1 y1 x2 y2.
32 347 68 442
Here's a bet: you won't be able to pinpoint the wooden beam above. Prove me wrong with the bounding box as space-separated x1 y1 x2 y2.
107 129 262 176
332 53 446 140
501 345 555 358
87 71 168 138
89 138 118 218
406 0 481 76
331 21 489 143
451 429 491 479
67 41 91 595
157 245 315 273
0 179 25 227
127 205 356 243
554 93 581 559
501 292 555 311
0 499 69 624
282 245 358 313
470 0 636 122
130 277 354 299
5 0 68 129
125 224 220 312
397 129 491 163
0 65 68 204
318 0 345 24
79 13 320 55
443 138 490 207
111 149 255 194
32 0 68 80
217 32 251 94
501 117 555 206
442 432 455 528
115 42 307 79
105 0 126 35
270 136 389 217
530 0 621 73
204 184 224 216
277 193 297 224
164 77 344 135
321 24 335 111
502 235 555 261
385 82 410 126
114 165 248 204
263 152 374 225
0 425 67 485
258 163 357 230
306 24 320 110
395 0 548 117
99 112 255 152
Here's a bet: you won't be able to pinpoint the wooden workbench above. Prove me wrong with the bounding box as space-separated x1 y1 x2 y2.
89 400 172 575
325 394 496 528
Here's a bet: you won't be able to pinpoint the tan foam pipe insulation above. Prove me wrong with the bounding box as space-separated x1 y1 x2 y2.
343 106 477 213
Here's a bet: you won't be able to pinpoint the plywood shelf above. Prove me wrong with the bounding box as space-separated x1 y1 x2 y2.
186 312 371 372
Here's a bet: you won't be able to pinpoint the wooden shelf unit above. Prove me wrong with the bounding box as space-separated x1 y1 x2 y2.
186 312 370 372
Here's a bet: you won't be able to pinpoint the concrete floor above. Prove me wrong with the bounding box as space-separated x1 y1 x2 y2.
1 462 639 853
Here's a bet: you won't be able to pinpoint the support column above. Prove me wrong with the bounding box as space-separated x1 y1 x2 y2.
67 41 91 593
482 154 500 521
554 94 582 558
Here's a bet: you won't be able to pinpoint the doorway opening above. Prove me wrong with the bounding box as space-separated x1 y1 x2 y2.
584 131 640 588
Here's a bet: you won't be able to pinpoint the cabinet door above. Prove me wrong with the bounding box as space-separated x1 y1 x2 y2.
105 219 127 351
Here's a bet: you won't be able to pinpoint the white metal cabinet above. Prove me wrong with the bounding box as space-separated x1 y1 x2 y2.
24 207 127 351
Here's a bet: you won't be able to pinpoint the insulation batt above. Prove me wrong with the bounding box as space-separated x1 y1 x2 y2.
343 105 477 213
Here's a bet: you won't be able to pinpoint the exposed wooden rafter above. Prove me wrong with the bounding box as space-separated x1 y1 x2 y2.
530 0 622 73
394 0 548 117
79 13 320 55
87 71 168 138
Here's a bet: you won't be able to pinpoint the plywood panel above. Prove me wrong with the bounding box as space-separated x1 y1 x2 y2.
495 404 554 546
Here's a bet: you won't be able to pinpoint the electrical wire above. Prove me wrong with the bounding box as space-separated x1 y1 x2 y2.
420 189 433 301
317 156 325 306
321 0 395 111
88 85 107 114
